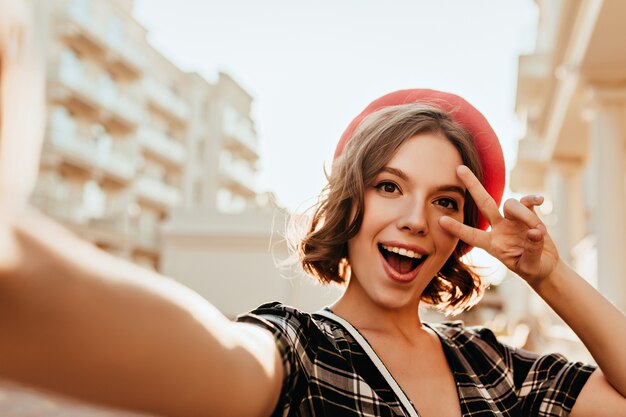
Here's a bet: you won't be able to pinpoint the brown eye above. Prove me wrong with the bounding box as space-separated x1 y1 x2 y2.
375 181 400 194
435 198 458 210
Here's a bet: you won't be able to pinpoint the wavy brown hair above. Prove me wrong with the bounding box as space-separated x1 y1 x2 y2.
298 103 485 314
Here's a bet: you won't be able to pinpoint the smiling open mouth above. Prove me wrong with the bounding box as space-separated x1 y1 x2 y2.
378 244 428 274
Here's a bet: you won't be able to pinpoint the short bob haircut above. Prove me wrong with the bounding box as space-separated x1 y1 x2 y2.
298 103 485 314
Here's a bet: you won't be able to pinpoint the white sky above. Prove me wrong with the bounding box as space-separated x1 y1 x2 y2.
134 0 538 213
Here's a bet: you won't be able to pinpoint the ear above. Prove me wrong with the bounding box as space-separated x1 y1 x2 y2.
338 258 351 285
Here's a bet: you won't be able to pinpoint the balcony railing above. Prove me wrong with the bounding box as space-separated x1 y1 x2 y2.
134 226 160 251
135 176 181 209
219 153 256 195
137 127 186 166
99 85 142 127
31 193 90 225
55 57 142 128
31 189 161 251
143 78 189 122
63 2 144 76
47 125 136 183
222 117 259 160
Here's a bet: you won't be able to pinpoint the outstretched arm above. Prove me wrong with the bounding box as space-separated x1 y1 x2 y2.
0 209 283 417
0 2 282 415
440 165 626 416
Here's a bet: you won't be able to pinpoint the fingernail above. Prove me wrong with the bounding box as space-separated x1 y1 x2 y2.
439 216 453 226
528 232 543 243
536 223 547 233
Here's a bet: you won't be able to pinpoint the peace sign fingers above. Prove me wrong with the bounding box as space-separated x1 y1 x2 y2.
438 215 491 250
456 165 502 227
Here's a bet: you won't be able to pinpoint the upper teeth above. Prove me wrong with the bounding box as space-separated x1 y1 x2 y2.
381 245 423 259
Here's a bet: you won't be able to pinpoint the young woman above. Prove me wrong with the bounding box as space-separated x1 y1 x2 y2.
236 90 626 417
0 3 624 415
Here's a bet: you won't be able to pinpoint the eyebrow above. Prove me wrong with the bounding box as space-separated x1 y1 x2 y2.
380 167 467 197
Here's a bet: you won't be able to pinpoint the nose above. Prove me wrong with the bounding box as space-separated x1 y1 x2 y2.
397 199 429 235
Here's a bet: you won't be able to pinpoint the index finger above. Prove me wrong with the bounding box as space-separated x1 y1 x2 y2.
457 165 501 225
439 215 491 249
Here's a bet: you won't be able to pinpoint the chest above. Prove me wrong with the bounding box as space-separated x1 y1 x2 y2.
365 334 462 417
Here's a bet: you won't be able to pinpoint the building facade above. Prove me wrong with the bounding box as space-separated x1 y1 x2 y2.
0 0 313 414
160 73 343 317
28 0 345 321
511 0 626 359
30 0 265 273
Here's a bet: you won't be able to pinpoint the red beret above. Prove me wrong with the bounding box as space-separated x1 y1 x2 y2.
334 89 505 232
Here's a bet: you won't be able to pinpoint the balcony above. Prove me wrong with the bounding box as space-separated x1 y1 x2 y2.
87 212 160 252
31 184 161 252
516 53 551 115
52 56 141 131
135 176 181 210
510 133 547 193
30 193 89 225
54 55 101 107
143 78 189 123
47 125 136 183
134 225 160 252
60 2 144 77
99 84 142 129
137 127 186 166
219 152 257 196
222 116 259 161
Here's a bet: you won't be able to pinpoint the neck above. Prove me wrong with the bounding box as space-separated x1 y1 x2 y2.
330 278 427 338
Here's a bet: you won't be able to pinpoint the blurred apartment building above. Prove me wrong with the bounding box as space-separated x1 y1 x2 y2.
29 0 263 272
510 0 626 360
0 2 341 414
25 0 342 319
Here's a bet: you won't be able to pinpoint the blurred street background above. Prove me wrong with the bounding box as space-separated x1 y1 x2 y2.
1 0 625 415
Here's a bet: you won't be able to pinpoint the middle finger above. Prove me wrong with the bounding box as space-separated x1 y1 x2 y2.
503 198 545 230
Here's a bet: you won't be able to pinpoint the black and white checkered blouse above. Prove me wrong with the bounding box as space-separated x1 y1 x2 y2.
237 302 595 417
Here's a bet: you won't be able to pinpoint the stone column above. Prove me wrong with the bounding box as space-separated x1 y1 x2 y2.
585 88 626 311
546 160 583 265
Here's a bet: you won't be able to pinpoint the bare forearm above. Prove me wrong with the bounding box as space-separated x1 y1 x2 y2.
531 260 626 397
0 211 281 417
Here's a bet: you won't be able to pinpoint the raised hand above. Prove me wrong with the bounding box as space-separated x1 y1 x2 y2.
0 0 45 211
439 165 559 287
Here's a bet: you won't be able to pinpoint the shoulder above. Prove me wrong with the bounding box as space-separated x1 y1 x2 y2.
236 302 336 349
237 302 319 330
427 320 515 366
238 301 308 325
428 320 501 348
429 321 596 386
432 321 577 369
236 302 348 384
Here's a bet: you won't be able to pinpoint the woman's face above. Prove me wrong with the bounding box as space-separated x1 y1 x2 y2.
346 132 466 312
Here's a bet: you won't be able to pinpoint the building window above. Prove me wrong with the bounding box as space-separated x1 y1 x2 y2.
196 139 205 163
50 105 76 136
194 180 203 205
83 180 105 218
217 188 245 213
69 0 90 21
106 15 125 48
91 124 112 159
60 49 82 79
99 72 117 105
